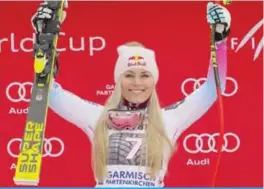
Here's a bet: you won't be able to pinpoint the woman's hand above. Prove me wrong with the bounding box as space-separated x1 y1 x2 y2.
207 2 231 41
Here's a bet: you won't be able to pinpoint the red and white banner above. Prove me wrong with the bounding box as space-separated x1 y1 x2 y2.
0 1 263 187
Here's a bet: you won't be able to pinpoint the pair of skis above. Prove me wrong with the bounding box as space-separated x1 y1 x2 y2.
13 0 65 186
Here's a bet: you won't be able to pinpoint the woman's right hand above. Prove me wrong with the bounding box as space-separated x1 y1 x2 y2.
31 0 68 33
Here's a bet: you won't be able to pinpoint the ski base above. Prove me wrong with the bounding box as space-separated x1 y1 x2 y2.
13 0 65 185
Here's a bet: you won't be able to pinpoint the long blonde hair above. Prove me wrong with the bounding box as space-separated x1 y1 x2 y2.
92 41 174 181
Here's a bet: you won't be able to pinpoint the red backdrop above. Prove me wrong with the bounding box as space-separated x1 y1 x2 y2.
0 1 263 187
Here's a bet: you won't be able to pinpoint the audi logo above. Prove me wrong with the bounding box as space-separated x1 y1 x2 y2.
183 132 240 154
181 77 238 97
6 82 33 102
7 137 64 158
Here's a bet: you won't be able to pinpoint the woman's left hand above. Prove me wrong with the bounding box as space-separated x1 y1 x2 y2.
207 2 231 41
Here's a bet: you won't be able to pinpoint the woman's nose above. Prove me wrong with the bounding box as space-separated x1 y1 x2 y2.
133 77 142 85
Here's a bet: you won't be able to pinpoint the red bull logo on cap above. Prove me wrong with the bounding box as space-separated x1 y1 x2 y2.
128 55 146 67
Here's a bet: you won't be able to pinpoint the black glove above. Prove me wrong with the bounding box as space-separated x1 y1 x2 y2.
31 0 67 33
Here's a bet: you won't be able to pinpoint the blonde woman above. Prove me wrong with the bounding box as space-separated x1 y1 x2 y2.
32 2 231 187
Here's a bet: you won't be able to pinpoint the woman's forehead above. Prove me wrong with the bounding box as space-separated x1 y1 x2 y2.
124 68 150 74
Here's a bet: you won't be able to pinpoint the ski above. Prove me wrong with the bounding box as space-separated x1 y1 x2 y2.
13 0 65 186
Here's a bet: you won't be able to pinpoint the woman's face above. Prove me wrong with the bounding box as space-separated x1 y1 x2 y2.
121 68 155 104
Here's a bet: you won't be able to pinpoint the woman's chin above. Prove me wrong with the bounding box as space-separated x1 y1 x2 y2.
131 99 147 104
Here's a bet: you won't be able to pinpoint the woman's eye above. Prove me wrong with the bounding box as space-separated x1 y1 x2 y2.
141 74 150 78
125 74 134 78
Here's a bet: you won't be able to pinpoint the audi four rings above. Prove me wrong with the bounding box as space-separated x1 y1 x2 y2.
7 137 64 158
183 132 240 154
6 82 33 102
181 77 238 97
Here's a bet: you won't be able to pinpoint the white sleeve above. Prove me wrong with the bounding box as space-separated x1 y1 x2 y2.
162 41 227 143
48 81 104 141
